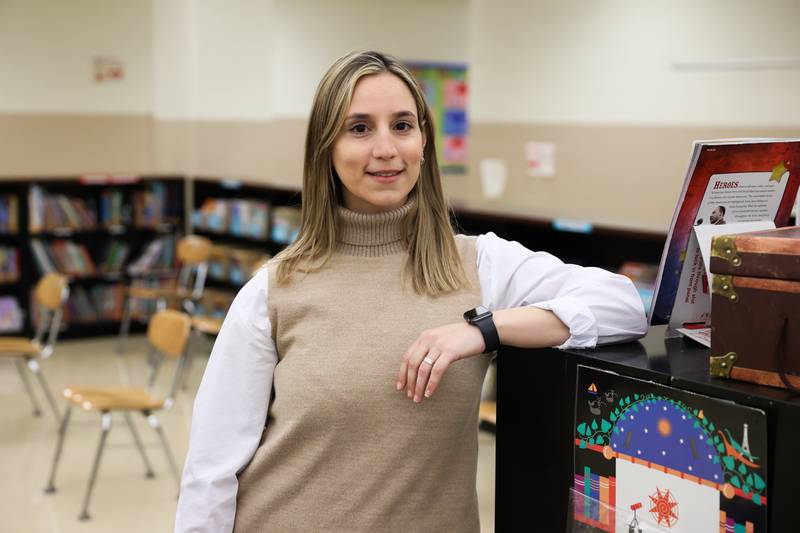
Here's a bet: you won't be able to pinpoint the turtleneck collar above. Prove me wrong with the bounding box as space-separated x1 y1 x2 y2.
335 197 416 256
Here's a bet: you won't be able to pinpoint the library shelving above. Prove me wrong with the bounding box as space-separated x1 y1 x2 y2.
1 176 185 339
190 177 301 317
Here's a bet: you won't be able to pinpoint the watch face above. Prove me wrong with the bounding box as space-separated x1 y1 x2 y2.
464 305 491 321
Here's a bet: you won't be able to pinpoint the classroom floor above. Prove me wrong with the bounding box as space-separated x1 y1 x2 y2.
0 334 496 533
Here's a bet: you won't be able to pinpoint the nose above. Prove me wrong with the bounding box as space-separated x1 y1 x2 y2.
372 128 399 160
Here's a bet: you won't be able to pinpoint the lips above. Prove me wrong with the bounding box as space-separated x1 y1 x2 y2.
366 169 404 182
366 169 403 177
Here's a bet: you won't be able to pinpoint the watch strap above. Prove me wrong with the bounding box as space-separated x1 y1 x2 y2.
472 314 500 353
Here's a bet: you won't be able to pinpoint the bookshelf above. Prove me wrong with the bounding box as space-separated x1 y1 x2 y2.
190 178 301 317
0 176 184 339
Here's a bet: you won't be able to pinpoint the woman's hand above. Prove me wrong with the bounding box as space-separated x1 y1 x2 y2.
396 322 485 403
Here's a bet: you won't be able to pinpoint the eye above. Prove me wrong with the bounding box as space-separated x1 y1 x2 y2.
349 123 370 135
394 121 414 132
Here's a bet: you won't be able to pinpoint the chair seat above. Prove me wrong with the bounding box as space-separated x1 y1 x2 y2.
126 285 190 300
0 337 41 356
63 386 164 411
191 316 224 336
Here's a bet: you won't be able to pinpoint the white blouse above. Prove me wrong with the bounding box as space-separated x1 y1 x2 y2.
174 232 647 532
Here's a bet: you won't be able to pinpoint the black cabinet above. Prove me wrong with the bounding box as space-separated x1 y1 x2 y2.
496 326 800 532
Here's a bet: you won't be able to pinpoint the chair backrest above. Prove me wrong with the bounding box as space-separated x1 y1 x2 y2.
33 272 69 358
176 235 212 301
146 309 193 409
147 309 192 359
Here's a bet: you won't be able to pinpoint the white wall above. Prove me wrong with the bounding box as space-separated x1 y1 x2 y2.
469 0 800 125
270 0 469 118
0 0 152 114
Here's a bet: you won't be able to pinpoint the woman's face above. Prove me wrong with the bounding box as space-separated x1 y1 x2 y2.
332 72 425 213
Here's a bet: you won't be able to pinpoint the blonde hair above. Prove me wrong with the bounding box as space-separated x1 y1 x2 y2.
275 50 469 296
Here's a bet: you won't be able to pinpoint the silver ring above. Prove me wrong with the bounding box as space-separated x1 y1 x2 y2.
422 356 436 366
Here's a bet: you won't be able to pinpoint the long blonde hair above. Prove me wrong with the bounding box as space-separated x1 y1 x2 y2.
275 50 469 296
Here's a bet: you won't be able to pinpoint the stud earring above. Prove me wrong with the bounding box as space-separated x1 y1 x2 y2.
420 155 425 164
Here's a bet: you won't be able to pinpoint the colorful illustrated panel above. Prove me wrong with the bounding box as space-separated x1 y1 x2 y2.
406 62 468 174
649 140 800 325
573 366 766 533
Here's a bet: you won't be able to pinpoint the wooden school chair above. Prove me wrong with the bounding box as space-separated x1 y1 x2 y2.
117 234 212 354
0 272 69 421
45 309 192 521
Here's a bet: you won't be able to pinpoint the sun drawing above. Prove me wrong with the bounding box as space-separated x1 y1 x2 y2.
649 486 679 527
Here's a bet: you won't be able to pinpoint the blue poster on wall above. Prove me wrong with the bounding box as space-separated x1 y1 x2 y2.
406 61 468 175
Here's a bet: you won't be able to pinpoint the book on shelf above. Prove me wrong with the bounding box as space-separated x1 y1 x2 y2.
0 195 19 234
271 206 301 244
98 240 129 273
30 239 57 274
127 235 176 275
649 138 800 331
0 246 20 283
99 189 126 228
133 181 172 228
29 185 98 233
0 296 23 333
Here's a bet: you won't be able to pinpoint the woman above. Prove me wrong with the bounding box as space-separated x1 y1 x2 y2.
175 50 647 532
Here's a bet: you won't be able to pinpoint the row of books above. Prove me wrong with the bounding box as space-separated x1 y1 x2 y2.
63 284 124 324
31 239 96 276
208 245 270 286
0 246 20 283
29 185 98 233
193 199 302 245
30 238 142 277
193 198 270 240
0 194 19 234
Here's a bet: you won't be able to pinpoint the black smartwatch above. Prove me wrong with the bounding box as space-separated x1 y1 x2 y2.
463 305 500 353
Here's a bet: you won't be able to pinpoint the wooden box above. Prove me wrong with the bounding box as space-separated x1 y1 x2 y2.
709 226 800 390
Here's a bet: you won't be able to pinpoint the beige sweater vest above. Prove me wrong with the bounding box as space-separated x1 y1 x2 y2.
234 202 490 532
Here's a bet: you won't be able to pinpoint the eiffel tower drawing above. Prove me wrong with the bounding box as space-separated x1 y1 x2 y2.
741 423 751 456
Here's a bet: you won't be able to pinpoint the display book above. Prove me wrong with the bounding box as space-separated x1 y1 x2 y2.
648 139 800 346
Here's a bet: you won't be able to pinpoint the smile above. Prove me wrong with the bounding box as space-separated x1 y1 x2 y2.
367 170 403 177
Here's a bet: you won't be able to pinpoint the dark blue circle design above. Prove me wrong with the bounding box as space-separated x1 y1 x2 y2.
609 399 723 483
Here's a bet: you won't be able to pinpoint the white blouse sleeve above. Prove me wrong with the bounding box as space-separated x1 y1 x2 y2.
476 232 647 349
175 265 277 533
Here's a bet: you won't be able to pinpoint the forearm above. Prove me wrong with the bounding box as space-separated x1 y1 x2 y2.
493 306 570 349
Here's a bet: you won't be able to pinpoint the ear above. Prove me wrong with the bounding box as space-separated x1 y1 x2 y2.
421 121 428 153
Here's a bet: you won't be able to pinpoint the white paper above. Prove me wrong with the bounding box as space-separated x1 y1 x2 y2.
479 158 507 199
615 458 719 533
525 141 556 178
675 327 711 347
669 221 774 331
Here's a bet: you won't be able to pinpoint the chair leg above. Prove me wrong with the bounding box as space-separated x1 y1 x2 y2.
45 405 72 493
117 296 133 355
15 358 42 416
123 411 155 478
145 412 180 490
27 357 60 421
79 412 113 521
180 330 197 391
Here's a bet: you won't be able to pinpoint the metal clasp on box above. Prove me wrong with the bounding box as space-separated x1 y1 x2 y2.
712 274 738 302
711 235 742 267
710 352 738 378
